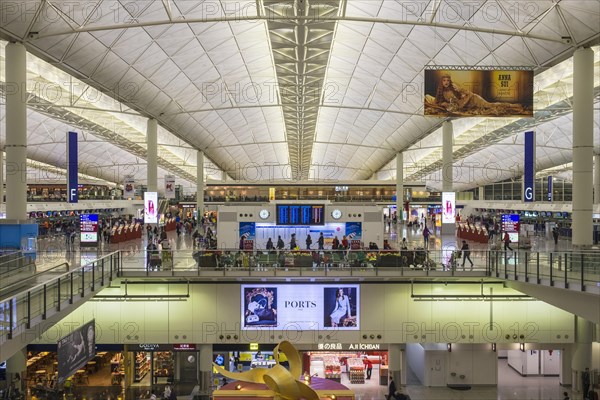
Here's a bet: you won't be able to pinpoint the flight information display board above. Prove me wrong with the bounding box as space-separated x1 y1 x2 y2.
79 214 98 246
276 205 324 225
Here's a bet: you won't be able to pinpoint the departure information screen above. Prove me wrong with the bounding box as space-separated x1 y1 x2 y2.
276 205 324 225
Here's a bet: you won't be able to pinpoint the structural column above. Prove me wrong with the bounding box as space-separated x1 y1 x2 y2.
442 121 453 192
594 154 600 204
197 151 204 218
396 152 403 222
572 316 593 393
198 344 213 394
388 344 403 386
6 348 26 393
572 48 594 247
5 42 27 220
478 186 485 201
146 118 158 192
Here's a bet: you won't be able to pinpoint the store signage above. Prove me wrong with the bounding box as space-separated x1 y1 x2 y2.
79 214 98 245
441 192 456 224
316 343 383 351
173 344 196 351
335 186 349 192
547 176 553 202
249 343 259 351
137 344 172 351
182 204 196 208
524 131 535 202
241 285 360 331
144 192 158 224
66 131 78 203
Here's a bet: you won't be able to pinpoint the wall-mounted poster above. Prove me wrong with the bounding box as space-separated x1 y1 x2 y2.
424 69 533 117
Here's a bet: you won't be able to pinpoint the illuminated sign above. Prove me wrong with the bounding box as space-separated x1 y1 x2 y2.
241 285 359 330
524 131 535 202
144 192 158 224
249 343 259 351
276 205 324 225
501 214 520 244
441 192 456 224
173 344 196 351
79 214 98 245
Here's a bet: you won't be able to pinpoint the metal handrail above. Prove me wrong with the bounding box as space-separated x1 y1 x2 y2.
0 262 70 297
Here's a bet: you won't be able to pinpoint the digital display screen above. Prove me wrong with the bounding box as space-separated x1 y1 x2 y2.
276 205 324 225
79 214 98 244
441 192 456 224
144 192 158 224
501 214 520 244
241 284 359 330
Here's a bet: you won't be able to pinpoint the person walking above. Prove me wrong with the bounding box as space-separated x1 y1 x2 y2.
317 232 325 250
363 356 373 380
553 227 559 246
582 367 590 400
461 240 474 269
305 234 313 250
423 225 430 249
503 232 513 254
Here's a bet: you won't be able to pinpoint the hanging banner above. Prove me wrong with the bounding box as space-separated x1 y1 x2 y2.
164 175 175 199
57 320 95 384
424 69 533 117
123 175 135 199
547 176 553 202
66 131 78 203
524 131 535 202
144 192 158 224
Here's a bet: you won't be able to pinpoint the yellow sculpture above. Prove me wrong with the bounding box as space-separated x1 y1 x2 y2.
213 341 320 400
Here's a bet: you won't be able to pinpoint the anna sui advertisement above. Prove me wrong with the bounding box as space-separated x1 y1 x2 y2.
424 69 533 117
241 285 359 330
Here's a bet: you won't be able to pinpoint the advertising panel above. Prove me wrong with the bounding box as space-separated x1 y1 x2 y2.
79 214 98 245
441 192 456 224
424 69 533 117
144 192 158 224
242 285 359 330
524 131 535 202
123 175 135 199
57 320 95 384
345 222 362 250
164 175 175 199
67 131 78 203
501 214 520 244
239 222 256 250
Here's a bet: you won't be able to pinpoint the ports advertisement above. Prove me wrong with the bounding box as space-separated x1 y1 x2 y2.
241 285 359 330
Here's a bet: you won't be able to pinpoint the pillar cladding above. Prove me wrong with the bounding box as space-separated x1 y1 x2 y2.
197 151 205 218
396 152 403 222
572 48 594 247
594 154 600 204
442 121 453 192
146 118 158 192
199 344 213 393
5 42 27 220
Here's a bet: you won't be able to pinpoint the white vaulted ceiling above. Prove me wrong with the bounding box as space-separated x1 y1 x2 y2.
0 0 599 189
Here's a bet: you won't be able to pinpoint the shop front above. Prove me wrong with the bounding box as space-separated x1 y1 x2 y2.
301 343 389 388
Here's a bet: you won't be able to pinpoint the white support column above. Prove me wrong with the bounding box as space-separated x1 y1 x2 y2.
478 186 485 201
146 118 158 192
5 43 27 221
594 154 600 204
389 344 403 386
222 170 228 182
442 121 453 192
396 152 403 222
199 344 213 393
572 48 594 247
6 348 26 393
197 151 204 218
572 317 593 393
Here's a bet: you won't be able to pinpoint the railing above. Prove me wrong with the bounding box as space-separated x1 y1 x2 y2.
118 248 493 278
0 251 35 283
0 251 121 346
489 250 600 291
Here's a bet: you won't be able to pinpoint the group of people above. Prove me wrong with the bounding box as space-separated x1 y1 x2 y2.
264 233 351 252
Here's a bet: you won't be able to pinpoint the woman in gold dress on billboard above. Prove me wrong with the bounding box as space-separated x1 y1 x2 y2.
426 74 526 116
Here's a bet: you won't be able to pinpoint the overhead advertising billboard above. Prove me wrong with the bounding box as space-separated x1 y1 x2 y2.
424 69 533 117
164 175 175 199
79 214 98 245
144 192 158 224
441 192 456 224
57 320 95 384
241 285 359 330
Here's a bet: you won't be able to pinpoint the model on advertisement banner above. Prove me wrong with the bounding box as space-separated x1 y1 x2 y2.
324 287 357 328
424 71 532 117
244 287 277 327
